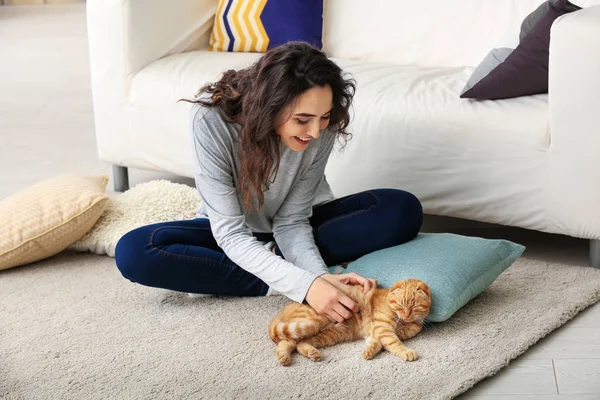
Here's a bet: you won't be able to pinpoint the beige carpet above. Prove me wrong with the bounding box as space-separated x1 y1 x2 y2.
1 252 599 400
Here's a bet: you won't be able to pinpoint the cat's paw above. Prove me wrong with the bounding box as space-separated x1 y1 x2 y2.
362 348 376 360
296 342 322 362
277 353 292 366
307 349 322 362
399 348 418 361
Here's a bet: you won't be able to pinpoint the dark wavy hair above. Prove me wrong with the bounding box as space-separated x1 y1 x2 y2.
184 41 356 211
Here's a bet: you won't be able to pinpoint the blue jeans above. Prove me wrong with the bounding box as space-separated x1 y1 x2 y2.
115 189 423 297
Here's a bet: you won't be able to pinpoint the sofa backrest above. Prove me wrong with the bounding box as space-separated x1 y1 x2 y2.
322 0 546 68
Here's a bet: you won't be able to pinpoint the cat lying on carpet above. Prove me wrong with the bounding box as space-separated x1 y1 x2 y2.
269 279 431 366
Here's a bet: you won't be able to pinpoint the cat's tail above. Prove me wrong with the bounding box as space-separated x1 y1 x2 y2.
269 317 283 343
269 319 321 343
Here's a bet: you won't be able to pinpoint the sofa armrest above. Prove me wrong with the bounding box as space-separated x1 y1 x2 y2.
86 0 217 166
548 5 600 238
87 0 217 101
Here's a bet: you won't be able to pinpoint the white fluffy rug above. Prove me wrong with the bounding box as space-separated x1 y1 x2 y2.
1 251 599 400
69 180 201 256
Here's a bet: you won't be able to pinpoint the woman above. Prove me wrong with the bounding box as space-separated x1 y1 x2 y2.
115 42 423 324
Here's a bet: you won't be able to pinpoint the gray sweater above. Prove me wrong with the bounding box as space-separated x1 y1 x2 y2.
190 103 337 303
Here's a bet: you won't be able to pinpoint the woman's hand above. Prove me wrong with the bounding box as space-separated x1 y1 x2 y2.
304 273 377 323
322 272 377 294
304 276 359 323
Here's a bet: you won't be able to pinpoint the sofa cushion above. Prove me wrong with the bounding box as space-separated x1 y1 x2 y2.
208 0 324 52
460 0 581 100
322 0 547 68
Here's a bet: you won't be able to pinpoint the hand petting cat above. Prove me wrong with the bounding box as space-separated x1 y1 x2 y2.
305 272 378 323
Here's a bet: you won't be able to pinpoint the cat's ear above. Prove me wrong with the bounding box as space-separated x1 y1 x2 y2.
390 281 405 291
417 281 431 298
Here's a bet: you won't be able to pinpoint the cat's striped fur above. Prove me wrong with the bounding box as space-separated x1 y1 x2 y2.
269 279 431 366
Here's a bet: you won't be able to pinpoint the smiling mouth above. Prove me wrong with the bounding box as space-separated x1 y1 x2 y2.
294 137 311 145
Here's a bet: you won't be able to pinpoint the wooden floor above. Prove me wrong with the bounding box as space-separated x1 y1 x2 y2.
0 4 598 399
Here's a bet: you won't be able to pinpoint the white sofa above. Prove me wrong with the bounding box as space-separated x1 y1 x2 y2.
86 0 600 266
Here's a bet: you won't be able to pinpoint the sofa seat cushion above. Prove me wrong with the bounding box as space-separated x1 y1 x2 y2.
129 51 551 229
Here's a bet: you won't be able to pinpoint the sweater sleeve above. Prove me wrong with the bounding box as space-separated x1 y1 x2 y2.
191 106 320 303
272 131 336 277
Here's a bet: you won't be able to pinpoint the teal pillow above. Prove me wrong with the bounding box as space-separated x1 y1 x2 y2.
330 233 525 322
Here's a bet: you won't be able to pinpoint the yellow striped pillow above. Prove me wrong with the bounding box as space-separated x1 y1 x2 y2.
0 175 109 271
208 0 324 53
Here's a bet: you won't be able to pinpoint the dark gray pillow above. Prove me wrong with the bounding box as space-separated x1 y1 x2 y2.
460 0 581 100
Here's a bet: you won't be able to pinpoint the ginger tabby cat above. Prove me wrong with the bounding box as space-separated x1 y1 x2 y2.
269 278 431 366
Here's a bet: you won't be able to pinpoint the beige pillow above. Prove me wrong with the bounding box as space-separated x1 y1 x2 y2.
0 174 109 271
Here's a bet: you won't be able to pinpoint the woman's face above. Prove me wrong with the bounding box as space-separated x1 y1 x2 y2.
275 85 333 152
